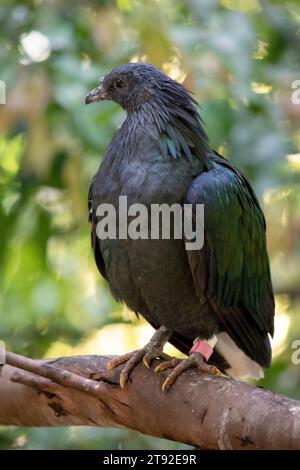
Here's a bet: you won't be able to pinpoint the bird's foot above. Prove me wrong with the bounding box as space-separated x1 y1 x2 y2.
107 325 171 389
154 352 221 392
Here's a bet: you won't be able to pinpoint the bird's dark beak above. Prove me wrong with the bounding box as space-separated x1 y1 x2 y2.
85 85 107 105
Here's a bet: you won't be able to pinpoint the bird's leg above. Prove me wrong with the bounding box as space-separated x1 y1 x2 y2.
155 336 221 391
107 325 172 389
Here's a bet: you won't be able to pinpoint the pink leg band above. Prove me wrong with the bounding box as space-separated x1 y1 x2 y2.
189 340 214 361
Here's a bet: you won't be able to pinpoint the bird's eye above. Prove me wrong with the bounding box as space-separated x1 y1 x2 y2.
115 78 124 89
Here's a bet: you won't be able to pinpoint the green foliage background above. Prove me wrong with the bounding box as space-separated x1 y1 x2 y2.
0 0 299 449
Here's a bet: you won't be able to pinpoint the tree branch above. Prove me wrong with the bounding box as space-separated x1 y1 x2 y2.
0 353 300 449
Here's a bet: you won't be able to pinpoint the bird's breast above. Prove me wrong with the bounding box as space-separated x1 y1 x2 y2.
95 156 193 207
90 152 212 337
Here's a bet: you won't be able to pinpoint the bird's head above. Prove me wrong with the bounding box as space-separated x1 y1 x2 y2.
85 62 190 113
86 62 210 166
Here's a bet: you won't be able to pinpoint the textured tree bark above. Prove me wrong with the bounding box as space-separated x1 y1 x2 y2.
0 353 299 450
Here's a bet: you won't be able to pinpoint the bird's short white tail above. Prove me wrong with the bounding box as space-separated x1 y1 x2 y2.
216 332 264 380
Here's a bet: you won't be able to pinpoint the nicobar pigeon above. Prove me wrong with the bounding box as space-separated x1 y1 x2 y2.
86 63 275 391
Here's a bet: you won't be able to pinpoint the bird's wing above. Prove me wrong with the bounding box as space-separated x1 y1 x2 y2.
88 178 108 281
184 156 275 366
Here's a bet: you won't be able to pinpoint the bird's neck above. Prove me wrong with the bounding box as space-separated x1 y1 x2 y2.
125 101 167 135
122 100 212 171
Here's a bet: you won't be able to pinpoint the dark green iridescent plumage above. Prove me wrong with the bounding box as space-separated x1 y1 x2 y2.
156 102 274 364
88 63 275 372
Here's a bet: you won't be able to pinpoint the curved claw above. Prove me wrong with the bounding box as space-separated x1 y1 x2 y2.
120 371 127 390
162 376 174 392
143 352 153 368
